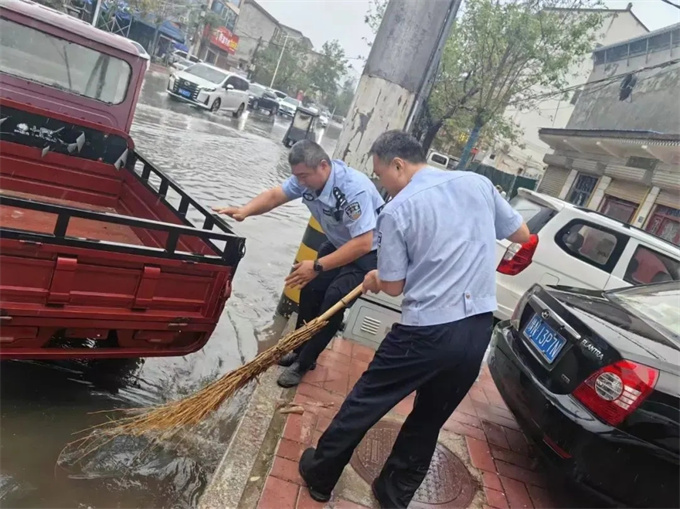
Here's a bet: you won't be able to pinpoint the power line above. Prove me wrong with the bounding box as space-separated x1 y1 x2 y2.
234 31 364 61
661 0 680 9
508 57 680 105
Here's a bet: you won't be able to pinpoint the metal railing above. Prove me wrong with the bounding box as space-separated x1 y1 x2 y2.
0 195 245 266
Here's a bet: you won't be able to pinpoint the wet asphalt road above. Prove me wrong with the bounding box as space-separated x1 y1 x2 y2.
0 69 341 508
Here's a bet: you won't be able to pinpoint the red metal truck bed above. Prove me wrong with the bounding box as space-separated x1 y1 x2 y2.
0 112 245 360
0 190 143 245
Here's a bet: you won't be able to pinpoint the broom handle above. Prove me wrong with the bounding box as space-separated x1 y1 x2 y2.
316 284 364 322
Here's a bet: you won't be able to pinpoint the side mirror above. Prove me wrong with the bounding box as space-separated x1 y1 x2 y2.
226 84 234 90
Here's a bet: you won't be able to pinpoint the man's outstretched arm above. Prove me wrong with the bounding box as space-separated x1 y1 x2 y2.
213 186 290 221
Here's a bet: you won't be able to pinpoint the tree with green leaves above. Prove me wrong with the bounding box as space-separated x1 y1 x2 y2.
365 0 604 166
307 40 349 106
363 0 387 47
251 38 311 95
327 78 356 117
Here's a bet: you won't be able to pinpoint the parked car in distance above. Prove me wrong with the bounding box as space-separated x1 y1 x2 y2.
247 82 279 116
494 189 680 321
167 63 249 117
279 96 300 118
272 89 287 101
169 50 201 71
319 109 330 128
488 281 679 508
427 151 456 170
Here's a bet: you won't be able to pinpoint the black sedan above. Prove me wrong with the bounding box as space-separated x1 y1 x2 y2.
247 83 279 116
488 282 679 508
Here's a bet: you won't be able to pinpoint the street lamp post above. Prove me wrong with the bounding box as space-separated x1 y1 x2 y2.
270 33 290 89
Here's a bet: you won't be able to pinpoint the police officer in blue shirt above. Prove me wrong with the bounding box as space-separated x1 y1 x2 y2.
297 131 530 507
214 140 384 388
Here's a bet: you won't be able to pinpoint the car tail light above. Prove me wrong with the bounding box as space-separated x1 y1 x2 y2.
497 234 539 275
572 360 658 426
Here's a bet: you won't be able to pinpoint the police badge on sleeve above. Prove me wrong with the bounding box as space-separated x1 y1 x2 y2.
345 201 362 221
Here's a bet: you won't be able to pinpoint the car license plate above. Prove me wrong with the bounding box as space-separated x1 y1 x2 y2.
523 315 566 364
179 88 192 98
259 107 270 115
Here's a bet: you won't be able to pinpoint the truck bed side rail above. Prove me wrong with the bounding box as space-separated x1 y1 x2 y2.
0 195 245 266
130 152 235 237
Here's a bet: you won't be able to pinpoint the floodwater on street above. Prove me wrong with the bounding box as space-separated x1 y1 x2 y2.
0 70 342 508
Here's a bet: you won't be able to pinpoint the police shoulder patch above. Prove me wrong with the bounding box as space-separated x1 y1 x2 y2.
345 201 362 221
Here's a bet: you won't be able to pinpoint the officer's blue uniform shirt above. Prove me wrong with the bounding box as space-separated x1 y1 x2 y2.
377 168 523 327
282 160 385 250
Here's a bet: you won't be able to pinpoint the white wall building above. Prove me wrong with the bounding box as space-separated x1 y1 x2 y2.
479 4 648 178
537 23 680 246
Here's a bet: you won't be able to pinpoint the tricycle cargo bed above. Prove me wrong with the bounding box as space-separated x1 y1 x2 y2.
1 190 145 245
0 101 245 359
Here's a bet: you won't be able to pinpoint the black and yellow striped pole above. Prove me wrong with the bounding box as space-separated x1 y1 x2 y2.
276 216 327 317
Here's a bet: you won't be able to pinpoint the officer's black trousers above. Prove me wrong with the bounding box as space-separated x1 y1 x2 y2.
295 242 377 371
303 312 493 507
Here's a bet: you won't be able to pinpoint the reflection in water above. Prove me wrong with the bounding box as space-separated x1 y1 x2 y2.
0 69 339 508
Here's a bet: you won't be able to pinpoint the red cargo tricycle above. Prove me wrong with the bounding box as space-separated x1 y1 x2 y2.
0 0 246 359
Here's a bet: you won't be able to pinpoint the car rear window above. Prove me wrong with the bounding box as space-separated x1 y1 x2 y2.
430 154 448 165
509 196 556 233
624 246 680 284
608 283 680 340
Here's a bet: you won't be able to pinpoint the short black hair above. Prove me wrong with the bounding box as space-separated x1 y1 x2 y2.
288 140 332 168
369 130 426 164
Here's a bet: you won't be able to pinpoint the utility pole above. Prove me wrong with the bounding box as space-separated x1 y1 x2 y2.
333 0 461 176
188 5 207 60
276 0 461 318
270 33 290 89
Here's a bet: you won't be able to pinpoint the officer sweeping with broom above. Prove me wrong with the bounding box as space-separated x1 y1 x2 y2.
214 140 384 388
296 131 530 508
68 141 384 459
71 133 527 509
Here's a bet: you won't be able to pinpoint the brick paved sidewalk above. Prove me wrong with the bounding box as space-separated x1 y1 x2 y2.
256 337 574 509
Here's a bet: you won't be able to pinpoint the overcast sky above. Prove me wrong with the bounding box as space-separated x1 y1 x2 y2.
257 0 680 79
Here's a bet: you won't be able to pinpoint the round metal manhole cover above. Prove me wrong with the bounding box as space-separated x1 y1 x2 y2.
350 420 477 508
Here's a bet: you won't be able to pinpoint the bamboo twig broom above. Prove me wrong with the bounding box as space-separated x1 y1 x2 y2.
69 284 365 459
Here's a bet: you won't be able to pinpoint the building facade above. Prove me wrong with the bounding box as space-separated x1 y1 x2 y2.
479 4 648 178
537 23 680 245
231 0 282 70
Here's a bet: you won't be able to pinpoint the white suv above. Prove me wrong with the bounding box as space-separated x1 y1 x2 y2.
342 189 680 349
494 189 680 320
167 63 249 117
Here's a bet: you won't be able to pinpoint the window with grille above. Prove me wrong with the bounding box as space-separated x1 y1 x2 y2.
567 174 598 207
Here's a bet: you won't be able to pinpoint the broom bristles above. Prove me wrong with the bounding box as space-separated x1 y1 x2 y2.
69 316 328 460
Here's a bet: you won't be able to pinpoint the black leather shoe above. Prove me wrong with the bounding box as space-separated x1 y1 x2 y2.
277 362 305 388
277 352 298 367
372 476 407 509
299 447 331 502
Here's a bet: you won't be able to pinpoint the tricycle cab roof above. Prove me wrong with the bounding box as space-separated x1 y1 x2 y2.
297 106 320 117
0 0 150 132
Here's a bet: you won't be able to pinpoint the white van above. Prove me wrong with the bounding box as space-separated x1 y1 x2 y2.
426 151 459 170
167 63 250 117
343 189 680 349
